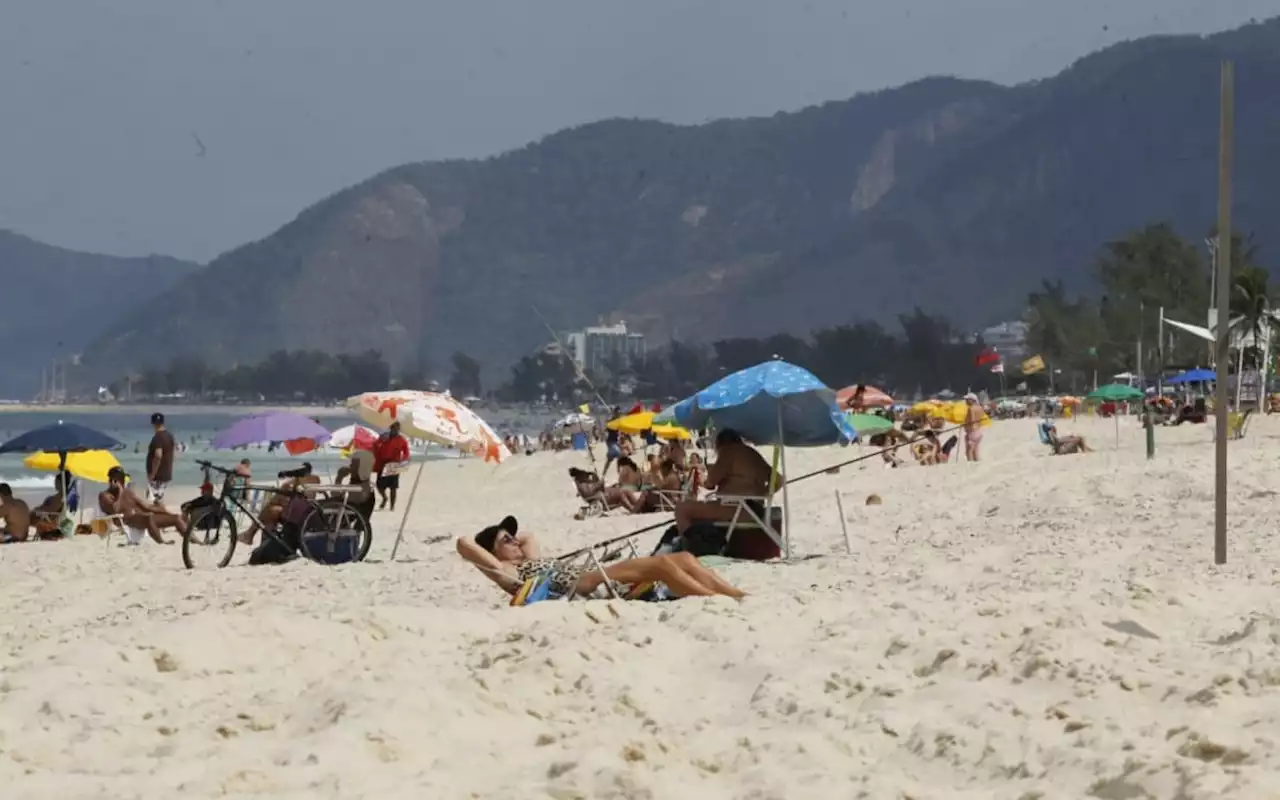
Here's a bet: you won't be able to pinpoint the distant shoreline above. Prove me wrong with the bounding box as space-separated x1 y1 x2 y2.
0 404 346 416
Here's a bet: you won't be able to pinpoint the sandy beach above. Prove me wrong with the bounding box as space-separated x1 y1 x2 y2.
3 414 1279 798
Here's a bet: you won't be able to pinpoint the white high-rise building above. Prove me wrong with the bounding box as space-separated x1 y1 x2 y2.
563 321 646 375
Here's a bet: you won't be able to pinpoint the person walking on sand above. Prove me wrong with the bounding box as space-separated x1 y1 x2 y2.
962 393 985 462
146 412 176 507
373 421 411 511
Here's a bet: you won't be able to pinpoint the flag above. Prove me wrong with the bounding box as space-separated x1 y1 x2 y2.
975 347 1000 366
990 362 1004 374
1021 355 1046 375
578 404 590 414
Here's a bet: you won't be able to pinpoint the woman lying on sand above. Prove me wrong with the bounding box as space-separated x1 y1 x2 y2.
456 516 745 600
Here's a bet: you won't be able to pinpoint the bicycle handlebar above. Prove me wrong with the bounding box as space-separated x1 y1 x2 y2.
194 460 235 475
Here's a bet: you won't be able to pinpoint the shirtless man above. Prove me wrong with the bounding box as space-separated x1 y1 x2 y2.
238 463 321 545
99 467 184 544
0 483 31 543
674 429 779 533
963 393 986 462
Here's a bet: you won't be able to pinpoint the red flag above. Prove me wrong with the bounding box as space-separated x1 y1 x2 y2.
975 348 1000 366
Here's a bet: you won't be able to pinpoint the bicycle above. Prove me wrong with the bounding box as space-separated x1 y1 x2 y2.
182 460 373 569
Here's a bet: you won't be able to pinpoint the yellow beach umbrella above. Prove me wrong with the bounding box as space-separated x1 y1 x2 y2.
910 400 941 414
24 449 121 483
651 423 692 440
928 401 992 427
607 411 656 435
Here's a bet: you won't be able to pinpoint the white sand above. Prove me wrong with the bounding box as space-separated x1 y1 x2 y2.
3 415 1280 798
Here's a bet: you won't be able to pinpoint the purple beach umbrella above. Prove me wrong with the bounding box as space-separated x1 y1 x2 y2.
211 412 332 450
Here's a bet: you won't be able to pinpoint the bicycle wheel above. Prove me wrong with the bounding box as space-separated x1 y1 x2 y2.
297 501 370 564
182 505 238 569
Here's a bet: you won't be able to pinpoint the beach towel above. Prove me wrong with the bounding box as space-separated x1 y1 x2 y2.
510 573 559 606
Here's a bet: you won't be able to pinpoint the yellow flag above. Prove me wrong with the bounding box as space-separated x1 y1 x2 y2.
1021 355 1046 375
578 404 590 414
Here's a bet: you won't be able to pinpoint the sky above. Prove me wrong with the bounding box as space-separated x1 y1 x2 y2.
0 0 1271 263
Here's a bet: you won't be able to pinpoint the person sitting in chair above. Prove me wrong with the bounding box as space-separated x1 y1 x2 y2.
673 429 778 534
1039 420 1090 454
238 462 321 545
333 449 376 523
99 467 184 544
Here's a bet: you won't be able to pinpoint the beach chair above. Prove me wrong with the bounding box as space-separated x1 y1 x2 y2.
1228 409 1253 440
510 534 646 605
85 507 146 546
650 471 696 512
711 494 784 561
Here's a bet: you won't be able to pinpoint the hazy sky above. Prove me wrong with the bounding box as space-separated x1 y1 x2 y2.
0 0 1270 262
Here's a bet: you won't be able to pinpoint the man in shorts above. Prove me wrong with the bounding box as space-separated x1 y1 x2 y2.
373 421 410 511
146 412 176 506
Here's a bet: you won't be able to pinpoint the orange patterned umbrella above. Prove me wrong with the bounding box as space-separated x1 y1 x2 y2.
835 384 894 409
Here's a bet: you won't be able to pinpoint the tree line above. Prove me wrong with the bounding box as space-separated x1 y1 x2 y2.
491 307 989 403
489 221 1272 402
1021 223 1271 391
115 349 392 403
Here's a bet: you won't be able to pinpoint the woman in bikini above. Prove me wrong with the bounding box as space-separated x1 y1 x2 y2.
456 516 745 599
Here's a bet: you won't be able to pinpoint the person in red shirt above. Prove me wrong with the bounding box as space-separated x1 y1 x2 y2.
373 421 411 511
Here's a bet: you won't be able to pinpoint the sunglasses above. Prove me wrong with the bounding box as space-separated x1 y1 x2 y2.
496 531 518 546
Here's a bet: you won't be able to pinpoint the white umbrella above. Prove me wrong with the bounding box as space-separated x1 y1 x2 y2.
347 392 510 560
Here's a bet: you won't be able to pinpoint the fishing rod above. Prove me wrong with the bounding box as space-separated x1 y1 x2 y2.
530 304 622 472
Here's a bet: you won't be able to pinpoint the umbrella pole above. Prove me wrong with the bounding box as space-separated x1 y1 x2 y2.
777 405 791 560
389 460 426 561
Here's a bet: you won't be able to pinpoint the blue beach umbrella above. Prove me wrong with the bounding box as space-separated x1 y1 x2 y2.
1166 368 1216 385
655 360 853 558
0 421 121 458
658 361 855 446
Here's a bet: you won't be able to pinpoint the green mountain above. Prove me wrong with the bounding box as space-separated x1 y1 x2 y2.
0 230 199 396
82 17 1280 382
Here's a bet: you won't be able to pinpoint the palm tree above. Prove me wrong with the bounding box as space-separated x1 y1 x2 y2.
1229 267 1279 407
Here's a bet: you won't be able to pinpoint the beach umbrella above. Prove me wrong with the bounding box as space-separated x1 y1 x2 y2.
1167 368 1216 385
1088 384 1145 402
663 361 855 447
651 423 691 440
1087 383 1144 445
553 412 594 429
606 411 694 440
657 360 855 559
344 390 439 432
846 413 894 436
24 449 120 484
400 395 509 463
607 410 656 434
212 412 332 450
384 394 510 560
836 384 894 409
1 422 121 538
0 422 121 458
327 424 378 452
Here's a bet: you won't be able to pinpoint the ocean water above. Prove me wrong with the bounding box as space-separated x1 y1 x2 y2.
0 407 558 492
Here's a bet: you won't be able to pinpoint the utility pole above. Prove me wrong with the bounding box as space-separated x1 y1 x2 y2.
1213 60 1234 566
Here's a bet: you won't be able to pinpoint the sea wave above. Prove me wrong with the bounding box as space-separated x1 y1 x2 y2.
0 475 55 489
